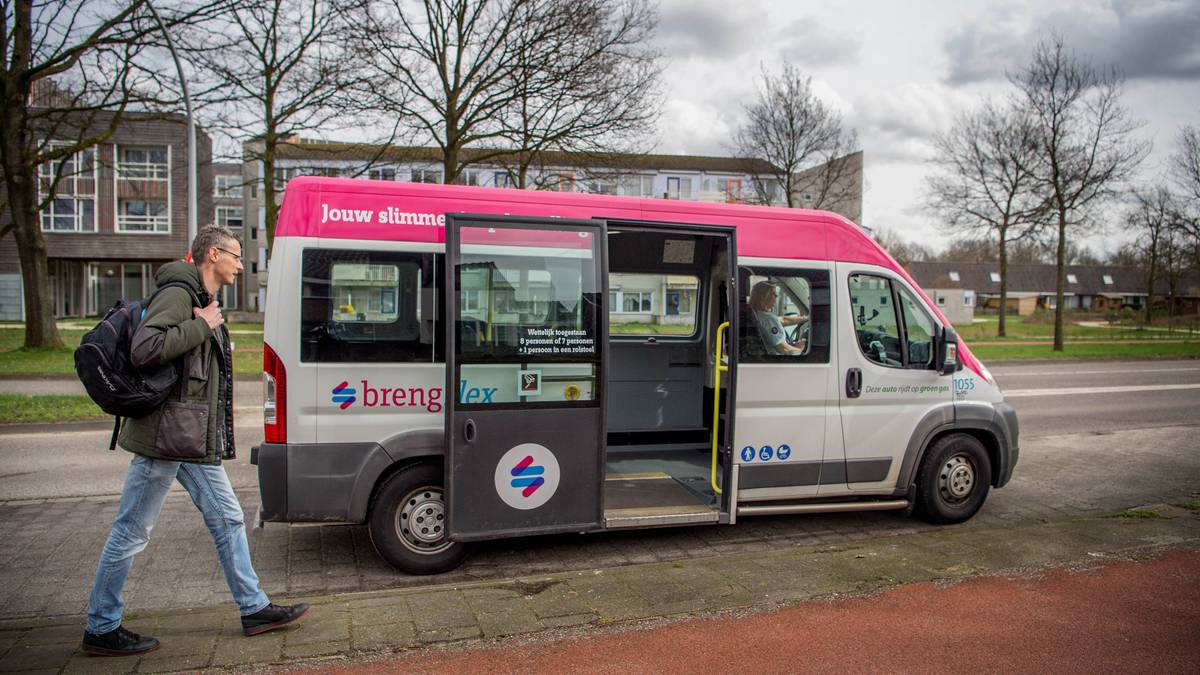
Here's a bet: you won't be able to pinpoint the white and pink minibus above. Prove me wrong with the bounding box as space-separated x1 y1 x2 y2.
251 177 1018 574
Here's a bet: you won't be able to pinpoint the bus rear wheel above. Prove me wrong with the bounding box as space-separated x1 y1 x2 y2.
368 463 468 575
915 433 991 524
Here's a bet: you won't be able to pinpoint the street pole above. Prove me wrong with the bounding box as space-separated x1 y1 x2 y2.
144 0 198 246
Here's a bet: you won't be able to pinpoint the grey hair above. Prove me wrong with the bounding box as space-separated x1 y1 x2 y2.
190 225 241 264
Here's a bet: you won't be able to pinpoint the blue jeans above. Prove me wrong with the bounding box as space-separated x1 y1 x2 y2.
86 455 270 634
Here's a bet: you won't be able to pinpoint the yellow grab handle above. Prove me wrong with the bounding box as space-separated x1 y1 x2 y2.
711 321 730 495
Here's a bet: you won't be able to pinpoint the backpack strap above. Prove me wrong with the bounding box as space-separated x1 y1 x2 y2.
109 416 121 451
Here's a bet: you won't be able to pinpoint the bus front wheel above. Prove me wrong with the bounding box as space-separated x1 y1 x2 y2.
915 434 992 524
368 463 468 575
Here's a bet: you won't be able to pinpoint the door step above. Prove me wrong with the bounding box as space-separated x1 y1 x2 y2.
603 472 719 529
604 504 719 529
736 499 909 517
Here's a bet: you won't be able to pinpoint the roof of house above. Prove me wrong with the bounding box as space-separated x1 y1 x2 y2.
258 140 781 175
907 261 1200 297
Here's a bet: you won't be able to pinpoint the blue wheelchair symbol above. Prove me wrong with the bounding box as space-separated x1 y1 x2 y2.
759 445 773 461
740 446 755 462
777 444 792 460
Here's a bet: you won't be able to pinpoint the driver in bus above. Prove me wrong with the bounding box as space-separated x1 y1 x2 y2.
749 281 807 355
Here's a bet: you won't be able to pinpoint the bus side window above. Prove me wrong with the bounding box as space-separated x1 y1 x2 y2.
738 266 831 364
301 249 437 363
848 274 903 367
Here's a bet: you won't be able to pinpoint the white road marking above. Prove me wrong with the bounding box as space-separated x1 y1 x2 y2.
996 367 1200 377
1003 383 1200 398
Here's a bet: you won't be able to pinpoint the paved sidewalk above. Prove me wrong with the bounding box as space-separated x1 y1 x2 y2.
0 504 1197 673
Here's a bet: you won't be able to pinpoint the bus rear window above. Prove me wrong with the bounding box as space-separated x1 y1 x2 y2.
609 273 699 337
301 249 437 363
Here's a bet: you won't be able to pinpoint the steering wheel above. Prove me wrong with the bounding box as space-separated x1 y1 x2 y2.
785 320 810 347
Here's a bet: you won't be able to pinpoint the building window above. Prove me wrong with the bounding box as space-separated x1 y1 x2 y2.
937 296 946 306
38 145 97 232
214 174 243 198
251 262 258 274
117 199 169 233
117 146 169 180
715 177 734 200
1067 274 1077 284
989 272 1001 282
1103 274 1114 285
802 191 814 202
216 206 243 229
614 290 652 313
964 290 975 307
411 169 442 184
589 177 618 195
493 171 513 189
948 271 960 282
457 170 481 186
368 167 396 181
666 176 692 200
546 173 575 192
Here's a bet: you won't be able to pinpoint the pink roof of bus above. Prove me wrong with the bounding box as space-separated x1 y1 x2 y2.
275 177 986 379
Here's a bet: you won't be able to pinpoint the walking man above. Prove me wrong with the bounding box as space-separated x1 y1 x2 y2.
82 225 308 656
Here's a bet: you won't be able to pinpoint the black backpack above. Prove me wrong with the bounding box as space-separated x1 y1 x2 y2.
75 282 201 448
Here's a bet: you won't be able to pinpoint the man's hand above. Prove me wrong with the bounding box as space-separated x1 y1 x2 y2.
194 301 224 330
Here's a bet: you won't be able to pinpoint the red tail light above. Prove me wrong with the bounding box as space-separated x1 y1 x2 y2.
263 342 287 443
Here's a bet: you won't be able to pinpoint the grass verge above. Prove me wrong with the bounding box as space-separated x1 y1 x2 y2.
0 328 263 377
1174 500 1200 512
0 394 107 424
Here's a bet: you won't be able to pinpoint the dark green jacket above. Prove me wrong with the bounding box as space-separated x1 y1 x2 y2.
118 261 235 464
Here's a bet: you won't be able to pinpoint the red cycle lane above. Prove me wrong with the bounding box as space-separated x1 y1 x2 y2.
309 548 1200 674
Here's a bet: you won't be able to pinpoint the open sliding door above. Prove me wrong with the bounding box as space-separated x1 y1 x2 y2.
445 215 608 541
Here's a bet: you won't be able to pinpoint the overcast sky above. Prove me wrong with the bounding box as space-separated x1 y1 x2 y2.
649 0 1200 256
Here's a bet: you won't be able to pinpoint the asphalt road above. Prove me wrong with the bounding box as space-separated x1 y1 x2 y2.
0 359 1197 501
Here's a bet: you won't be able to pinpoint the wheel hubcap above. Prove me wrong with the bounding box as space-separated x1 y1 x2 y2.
939 454 975 503
396 486 451 554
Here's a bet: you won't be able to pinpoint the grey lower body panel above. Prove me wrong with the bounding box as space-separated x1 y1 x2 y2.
251 442 394 523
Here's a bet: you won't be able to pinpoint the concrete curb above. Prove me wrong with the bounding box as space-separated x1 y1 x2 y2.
1 504 1197 673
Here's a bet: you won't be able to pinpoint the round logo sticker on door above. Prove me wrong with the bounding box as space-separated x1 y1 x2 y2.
494 443 561 510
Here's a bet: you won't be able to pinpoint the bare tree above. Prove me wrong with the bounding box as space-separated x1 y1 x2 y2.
871 227 934 268
1172 123 1200 204
492 0 661 189
1129 187 1182 324
926 102 1046 336
357 0 659 190
181 0 371 253
1170 123 1200 272
0 0 216 348
1012 35 1149 350
732 63 859 209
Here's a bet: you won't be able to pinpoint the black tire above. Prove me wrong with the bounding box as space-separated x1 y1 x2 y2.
915 433 992 524
368 463 468 575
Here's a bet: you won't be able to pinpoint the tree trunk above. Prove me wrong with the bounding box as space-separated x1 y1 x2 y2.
263 139 278 257
1144 245 1157 326
998 226 1008 338
7 172 62 348
1053 212 1067 351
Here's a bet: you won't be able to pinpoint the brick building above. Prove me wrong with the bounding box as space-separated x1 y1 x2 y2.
0 111 213 320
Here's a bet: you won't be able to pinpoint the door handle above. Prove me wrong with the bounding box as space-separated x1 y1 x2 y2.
846 368 862 399
464 418 476 444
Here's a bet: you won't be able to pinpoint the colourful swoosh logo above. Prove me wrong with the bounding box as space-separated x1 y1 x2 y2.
331 381 356 410
510 455 545 497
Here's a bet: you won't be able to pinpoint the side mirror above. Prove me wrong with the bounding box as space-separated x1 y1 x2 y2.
935 326 959 376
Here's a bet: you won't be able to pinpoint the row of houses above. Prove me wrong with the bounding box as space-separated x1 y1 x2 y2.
0 111 863 320
908 262 1200 325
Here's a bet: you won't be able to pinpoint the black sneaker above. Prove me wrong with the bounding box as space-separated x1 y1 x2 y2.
241 602 311 636
81 625 160 657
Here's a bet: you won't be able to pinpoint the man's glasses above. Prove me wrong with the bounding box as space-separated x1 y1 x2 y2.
216 247 242 262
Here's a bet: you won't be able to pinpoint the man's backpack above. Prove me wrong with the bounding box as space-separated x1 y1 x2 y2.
74 282 201 448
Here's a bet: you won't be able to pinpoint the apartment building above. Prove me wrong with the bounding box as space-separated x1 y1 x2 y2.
0 111 213 320
238 139 865 312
